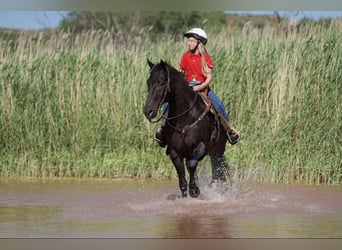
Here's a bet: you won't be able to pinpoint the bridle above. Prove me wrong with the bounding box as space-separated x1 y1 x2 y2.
148 64 171 123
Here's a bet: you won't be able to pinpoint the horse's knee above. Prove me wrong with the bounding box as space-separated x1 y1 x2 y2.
186 159 198 169
192 142 206 160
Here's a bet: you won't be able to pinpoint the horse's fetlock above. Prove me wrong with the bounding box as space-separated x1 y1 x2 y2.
182 192 188 198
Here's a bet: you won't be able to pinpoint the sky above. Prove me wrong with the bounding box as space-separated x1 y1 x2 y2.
0 11 341 30
0 11 68 30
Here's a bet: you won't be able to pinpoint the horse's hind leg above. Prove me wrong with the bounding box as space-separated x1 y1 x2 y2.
210 154 230 183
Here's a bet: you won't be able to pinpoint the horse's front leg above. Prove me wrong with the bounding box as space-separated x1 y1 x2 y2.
186 142 206 198
169 149 187 198
186 159 200 198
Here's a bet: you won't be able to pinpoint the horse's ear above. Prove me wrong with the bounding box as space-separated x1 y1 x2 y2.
147 59 155 69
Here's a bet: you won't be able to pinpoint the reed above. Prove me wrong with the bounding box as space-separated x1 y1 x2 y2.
0 22 340 184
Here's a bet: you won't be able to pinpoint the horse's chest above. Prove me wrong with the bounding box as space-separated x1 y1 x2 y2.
169 134 205 155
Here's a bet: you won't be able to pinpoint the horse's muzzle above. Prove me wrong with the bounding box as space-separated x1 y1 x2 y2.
143 108 157 121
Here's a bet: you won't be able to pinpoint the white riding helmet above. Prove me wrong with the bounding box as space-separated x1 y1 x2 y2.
184 28 208 45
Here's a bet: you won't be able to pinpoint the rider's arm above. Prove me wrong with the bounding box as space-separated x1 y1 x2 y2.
193 68 212 92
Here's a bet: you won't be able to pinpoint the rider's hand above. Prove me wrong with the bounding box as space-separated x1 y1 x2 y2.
193 85 202 92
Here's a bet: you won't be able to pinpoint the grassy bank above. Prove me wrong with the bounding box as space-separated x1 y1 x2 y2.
0 22 341 184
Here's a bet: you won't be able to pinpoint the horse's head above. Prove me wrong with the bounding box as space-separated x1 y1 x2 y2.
143 59 171 121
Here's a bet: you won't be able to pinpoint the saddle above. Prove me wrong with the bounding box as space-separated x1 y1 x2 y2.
187 81 222 142
198 92 222 143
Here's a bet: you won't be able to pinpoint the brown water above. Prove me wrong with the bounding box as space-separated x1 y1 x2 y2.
0 178 341 238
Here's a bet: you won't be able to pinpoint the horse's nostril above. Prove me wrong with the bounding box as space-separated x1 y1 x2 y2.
143 109 154 119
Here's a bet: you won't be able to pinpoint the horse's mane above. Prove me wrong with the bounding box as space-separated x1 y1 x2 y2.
157 60 183 80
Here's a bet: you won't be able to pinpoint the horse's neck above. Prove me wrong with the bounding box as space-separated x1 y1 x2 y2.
167 78 201 118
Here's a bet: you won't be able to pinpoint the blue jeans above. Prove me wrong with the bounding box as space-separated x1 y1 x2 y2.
208 88 229 121
162 88 229 121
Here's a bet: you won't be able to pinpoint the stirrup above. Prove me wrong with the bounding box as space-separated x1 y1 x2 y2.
153 134 166 147
226 129 240 145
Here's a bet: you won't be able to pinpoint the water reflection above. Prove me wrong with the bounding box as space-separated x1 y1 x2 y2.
0 205 62 237
162 216 232 238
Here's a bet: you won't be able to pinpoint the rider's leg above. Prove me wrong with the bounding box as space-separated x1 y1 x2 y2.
154 103 168 147
208 90 240 145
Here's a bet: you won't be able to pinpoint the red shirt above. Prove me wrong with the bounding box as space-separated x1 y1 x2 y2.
180 51 213 82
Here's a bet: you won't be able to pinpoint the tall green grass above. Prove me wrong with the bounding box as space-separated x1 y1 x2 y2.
0 22 341 184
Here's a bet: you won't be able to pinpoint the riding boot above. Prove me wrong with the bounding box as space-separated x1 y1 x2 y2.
154 127 166 148
226 125 240 145
219 116 240 145
153 118 167 147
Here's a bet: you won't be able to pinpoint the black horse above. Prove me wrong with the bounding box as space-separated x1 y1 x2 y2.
143 59 230 198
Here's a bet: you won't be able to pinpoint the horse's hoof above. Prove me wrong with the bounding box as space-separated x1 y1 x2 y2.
189 187 200 198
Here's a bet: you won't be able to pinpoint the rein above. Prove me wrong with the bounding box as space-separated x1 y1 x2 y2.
167 97 211 136
164 93 198 121
149 91 198 124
